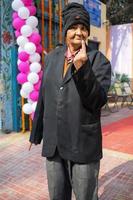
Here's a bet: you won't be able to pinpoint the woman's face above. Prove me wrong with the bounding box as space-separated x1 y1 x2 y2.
66 24 89 49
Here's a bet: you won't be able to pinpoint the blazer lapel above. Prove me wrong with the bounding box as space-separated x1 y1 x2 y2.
53 45 82 86
53 46 66 85
63 62 73 84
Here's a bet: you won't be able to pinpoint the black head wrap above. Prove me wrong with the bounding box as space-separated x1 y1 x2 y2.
62 3 90 36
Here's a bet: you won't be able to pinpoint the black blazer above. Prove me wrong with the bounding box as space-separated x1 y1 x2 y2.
30 45 111 163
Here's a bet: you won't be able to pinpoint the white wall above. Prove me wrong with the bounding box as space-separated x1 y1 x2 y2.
110 24 133 78
68 0 83 4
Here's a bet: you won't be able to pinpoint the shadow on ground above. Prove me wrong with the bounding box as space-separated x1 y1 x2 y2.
99 160 133 200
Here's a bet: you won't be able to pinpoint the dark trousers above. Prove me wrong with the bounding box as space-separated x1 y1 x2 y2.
46 151 100 200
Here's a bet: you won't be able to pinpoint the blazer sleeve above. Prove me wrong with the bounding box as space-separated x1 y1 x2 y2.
29 55 49 144
72 51 111 112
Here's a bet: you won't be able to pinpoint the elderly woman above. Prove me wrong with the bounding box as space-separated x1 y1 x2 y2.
29 3 111 200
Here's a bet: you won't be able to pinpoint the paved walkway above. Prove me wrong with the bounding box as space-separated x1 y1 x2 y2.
0 107 133 200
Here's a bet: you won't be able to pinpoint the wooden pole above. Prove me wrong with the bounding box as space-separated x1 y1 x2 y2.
48 0 52 51
29 117 32 132
41 0 45 66
59 0 62 43
65 0 68 5
21 97 25 133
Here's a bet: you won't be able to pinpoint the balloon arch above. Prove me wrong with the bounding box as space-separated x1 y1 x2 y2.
11 0 68 131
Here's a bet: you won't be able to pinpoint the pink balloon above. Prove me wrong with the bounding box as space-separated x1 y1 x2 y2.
36 44 43 53
12 17 25 30
29 33 41 45
38 70 43 79
27 6 36 16
15 30 21 38
18 51 30 62
29 90 39 101
30 112 35 120
18 62 30 73
12 12 18 19
22 0 32 6
17 73 27 84
34 80 41 91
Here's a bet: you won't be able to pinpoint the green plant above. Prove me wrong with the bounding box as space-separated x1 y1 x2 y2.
115 73 121 82
120 74 130 83
35 0 41 8
114 73 130 83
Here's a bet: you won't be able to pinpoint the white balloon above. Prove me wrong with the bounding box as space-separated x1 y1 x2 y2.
17 60 29 65
32 102 37 112
18 46 24 53
33 28 39 33
12 0 24 11
21 25 32 37
17 35 29 48
22 82 33 94
27 72 39 84
30 62 41 73
20 89 29 98
17 59 21 65
29 53 41 63
23 103 33 114
27 99 34 104
26 16 38 28
18 7 30 19
24 42 36 55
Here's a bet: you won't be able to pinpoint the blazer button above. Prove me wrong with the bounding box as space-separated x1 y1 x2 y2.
60 86 64 90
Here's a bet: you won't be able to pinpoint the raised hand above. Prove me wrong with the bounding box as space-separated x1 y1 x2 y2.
73 40 88 70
